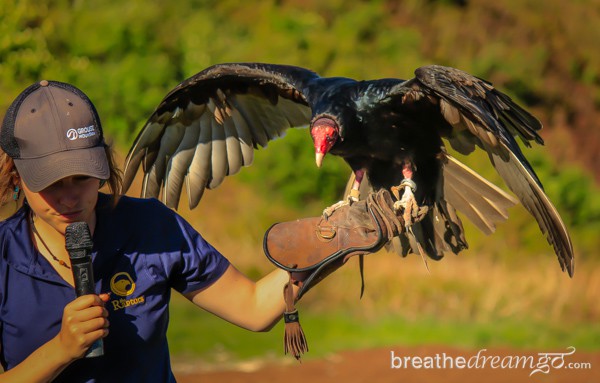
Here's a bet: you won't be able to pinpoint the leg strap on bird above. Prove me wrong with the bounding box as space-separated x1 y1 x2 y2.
263 189 403 360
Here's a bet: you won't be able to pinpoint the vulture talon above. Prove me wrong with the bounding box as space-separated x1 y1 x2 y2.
322 192 359 219
392 183 419 227
322 199 349 219
390 186 402 201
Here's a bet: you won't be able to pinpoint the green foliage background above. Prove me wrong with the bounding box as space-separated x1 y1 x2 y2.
2 0 599 252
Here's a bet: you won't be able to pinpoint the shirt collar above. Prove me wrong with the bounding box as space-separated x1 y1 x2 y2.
2 205 66 283
2 193 117 283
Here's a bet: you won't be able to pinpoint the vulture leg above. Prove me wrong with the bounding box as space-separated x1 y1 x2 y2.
322 168 365 218
392 161 420 227
348 168 365 201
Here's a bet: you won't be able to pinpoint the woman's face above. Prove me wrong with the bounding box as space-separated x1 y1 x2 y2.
21 175 100 235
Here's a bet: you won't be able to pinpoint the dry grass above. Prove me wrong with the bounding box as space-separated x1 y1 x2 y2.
316 251 600 324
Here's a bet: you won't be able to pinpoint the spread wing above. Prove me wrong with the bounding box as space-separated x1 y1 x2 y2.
386 65 573 275
123 63 317 209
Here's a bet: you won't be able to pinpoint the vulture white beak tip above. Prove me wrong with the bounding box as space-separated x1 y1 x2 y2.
315 152 324 168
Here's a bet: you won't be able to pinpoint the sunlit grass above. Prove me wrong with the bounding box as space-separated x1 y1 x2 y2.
168 290 600 364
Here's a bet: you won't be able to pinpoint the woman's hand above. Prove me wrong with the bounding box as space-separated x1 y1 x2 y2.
55 293 110 361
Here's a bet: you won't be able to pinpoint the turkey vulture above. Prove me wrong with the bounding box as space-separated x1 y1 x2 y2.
122 63 574 276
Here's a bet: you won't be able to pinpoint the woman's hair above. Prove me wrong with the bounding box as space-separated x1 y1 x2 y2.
0 149 20 207
103 143 124 205
0 144 123 209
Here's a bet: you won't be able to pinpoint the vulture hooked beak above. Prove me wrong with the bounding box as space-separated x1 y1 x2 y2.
310 117 339 168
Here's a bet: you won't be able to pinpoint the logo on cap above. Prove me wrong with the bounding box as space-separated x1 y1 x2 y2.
66 129 78 140
66 125 97 141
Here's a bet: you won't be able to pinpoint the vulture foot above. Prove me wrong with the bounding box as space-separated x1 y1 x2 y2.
391 179 422 227
322 189 360 218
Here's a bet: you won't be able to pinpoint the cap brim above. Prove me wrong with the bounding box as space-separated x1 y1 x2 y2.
14 146 110 192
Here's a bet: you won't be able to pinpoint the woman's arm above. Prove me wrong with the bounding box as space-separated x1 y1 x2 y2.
0 294 109 383
184 265 297 332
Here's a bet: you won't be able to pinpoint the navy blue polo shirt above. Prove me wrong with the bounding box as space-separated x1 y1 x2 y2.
0 193 230 382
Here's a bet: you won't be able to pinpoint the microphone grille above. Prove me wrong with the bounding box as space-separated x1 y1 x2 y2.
65 222 93 251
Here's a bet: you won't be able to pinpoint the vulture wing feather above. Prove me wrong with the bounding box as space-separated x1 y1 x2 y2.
391 65 573 275
123 63 316 206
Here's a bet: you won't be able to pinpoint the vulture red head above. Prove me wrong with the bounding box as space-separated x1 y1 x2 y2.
310 116 340 168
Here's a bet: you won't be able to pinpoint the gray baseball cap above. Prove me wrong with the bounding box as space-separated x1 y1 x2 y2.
1 80 109 192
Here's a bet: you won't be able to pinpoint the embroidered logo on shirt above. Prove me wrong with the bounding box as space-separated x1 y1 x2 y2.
109 272 145 311
110 272 136 296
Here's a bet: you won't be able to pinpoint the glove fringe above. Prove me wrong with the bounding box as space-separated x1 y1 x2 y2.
283 309 308 360
283 280 308 360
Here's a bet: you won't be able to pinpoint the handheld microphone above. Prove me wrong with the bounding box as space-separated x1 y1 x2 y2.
65 222 104 358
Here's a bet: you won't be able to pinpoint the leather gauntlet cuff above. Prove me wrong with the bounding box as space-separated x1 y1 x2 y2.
263 190 402 360
264 189 400 299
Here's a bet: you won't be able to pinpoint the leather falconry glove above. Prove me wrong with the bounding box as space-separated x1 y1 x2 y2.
263 189 403 360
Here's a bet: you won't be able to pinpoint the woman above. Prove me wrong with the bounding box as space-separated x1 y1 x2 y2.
0 80 298 382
